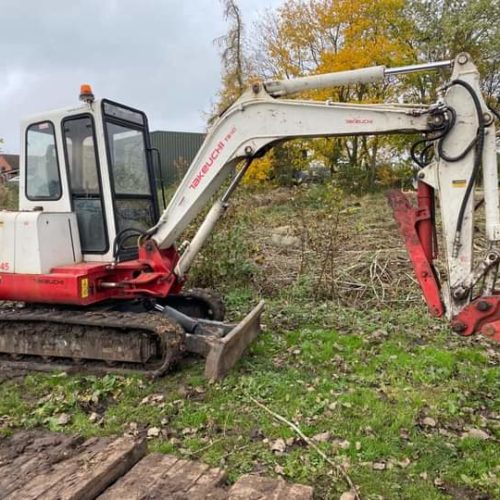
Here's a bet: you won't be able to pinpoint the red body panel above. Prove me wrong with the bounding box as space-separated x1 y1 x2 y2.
0 242 183 306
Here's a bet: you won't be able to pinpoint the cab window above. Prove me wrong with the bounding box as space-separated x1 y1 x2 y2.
103 101 158 260
26 121 62 200
106 122 151 195
63 115 107 253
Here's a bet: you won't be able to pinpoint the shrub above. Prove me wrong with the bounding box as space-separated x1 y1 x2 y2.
187 221 257 291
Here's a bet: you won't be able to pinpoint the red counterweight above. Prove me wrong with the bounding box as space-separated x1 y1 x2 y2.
0 242 183 306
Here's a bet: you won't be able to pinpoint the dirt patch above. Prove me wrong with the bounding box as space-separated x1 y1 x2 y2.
247 191 420 307
442 481 491 500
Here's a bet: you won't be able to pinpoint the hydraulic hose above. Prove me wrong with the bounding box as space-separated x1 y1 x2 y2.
438 80 485 257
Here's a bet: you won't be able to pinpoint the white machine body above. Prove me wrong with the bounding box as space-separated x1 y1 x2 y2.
5 53 498 323
0 211 81 274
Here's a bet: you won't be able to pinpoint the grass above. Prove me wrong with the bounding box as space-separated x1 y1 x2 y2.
0 186 499 499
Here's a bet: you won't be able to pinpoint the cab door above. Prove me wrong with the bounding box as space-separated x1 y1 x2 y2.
102 100 159 261
62 114 108 254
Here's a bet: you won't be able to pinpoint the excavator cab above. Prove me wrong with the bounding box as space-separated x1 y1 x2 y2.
20 91 160 263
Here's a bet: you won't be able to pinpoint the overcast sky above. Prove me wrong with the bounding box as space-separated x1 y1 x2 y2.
0 0 282 153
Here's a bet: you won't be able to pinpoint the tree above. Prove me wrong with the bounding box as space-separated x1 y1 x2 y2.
212 0 499 190
405 0 500 103
251 0 414 190
213 0 247 114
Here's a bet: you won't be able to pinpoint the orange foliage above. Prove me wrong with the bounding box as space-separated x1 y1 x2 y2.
243 155 273 185
248 0 417 189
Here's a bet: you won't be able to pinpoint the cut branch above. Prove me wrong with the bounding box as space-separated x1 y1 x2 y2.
248 395 360 499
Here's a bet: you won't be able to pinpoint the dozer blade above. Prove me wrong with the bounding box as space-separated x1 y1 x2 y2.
184 300 265 381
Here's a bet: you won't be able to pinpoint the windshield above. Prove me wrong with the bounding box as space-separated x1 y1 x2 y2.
103 102 157 257
105 122 151 196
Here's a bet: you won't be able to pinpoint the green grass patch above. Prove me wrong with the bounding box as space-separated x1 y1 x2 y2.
1 303 498 498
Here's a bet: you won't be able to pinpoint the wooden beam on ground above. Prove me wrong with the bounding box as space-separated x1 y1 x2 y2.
3 435 146 500
98 453 227 499
228 474 314 499
0 432 314 499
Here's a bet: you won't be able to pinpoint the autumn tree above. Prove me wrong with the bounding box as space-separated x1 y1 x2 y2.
212 0 499 190
250 0 415 190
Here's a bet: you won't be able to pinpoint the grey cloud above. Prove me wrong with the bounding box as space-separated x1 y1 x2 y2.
0 0 280 152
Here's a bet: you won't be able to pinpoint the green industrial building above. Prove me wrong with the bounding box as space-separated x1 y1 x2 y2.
150 130 205 186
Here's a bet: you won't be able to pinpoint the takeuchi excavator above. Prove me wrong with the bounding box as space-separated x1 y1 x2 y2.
0 53 498 380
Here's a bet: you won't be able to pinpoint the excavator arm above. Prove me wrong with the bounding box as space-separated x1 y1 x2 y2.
147 53 499 341
151 68 446 265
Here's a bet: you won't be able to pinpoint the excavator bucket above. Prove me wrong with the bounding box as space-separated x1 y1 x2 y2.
184 301 265 380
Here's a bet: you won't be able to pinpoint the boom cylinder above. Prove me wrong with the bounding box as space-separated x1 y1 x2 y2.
174 200 227 278
264 60 453 98
264 67 385 97
482 126 500 242
385 60 453 76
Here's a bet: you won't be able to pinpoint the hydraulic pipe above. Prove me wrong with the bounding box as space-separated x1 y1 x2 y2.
417 181 435 263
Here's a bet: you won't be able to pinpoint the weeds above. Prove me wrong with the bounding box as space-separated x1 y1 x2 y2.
0 184 18 210
187 220 258 291
293 184 344 299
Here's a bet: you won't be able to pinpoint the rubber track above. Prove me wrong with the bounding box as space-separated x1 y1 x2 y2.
0 307 185 378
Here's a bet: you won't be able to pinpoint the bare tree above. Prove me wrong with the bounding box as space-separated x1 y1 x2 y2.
213 0 246 113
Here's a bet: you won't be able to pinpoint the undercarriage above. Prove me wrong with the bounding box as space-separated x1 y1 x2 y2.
0 291 264 380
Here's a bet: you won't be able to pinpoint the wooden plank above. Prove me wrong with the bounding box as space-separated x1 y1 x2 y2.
99 453 227 499
5 436 146 500
0 432 85 497
0 432 314 500
186 466 227 499
0 431 82 466
98 454 180 499
228 474 313 500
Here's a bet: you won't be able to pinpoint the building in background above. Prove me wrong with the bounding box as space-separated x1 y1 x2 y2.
150 131 205 186
0 154 19 182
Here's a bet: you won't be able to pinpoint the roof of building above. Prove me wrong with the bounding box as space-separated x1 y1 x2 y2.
0 154 19 171
150 130 205 184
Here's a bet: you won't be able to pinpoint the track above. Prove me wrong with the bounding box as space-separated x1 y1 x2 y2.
0 306 185 377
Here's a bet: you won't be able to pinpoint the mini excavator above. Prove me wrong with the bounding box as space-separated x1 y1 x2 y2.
0 53 498 379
